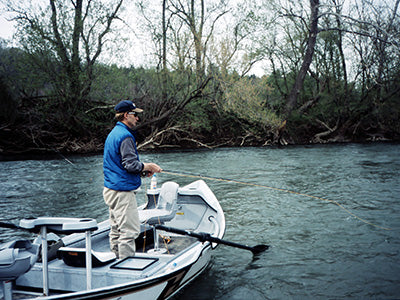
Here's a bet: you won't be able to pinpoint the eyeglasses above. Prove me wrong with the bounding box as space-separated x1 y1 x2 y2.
127 112 138 117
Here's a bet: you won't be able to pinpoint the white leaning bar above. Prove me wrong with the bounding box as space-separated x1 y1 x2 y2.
85 231 92 290
41 226 49 296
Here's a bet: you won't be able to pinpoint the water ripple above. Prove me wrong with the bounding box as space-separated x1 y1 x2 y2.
1 144 400 299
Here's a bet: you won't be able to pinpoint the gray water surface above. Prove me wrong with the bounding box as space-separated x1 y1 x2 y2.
1 143 399 299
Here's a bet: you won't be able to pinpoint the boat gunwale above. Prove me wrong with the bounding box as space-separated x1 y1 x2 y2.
15 242 213 300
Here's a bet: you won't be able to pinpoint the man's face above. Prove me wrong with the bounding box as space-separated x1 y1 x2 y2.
124 111 139 128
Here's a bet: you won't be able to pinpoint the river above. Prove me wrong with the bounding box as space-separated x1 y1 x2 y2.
1 143 399 299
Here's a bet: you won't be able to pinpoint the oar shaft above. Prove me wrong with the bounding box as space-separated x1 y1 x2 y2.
206 235 255 252
154 224 267 254
0 221 21 230
155 224 199 239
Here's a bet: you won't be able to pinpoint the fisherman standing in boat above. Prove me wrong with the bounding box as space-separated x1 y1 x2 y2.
103 100 162 259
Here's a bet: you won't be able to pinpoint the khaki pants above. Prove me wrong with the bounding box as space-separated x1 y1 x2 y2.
103 187 140 259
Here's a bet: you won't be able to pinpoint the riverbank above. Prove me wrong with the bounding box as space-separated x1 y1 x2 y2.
1 138 398 162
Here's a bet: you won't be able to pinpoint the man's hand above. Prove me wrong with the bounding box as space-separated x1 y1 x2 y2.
143 163 163 177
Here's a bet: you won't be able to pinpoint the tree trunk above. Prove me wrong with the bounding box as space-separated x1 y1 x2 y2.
284 0 319 118
190 0 205 79
162 0 167 71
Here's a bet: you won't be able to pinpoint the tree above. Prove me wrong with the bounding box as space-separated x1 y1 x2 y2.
347 0 400 138
134 0 231 146
6 0 125 134
284 0 320 118
167 0 229 79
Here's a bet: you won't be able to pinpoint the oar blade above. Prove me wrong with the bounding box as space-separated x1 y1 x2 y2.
251 244 269 255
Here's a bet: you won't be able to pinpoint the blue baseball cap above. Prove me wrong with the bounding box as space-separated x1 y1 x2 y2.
114 100 143 113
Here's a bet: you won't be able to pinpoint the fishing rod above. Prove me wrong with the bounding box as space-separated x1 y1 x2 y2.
161 169 392 231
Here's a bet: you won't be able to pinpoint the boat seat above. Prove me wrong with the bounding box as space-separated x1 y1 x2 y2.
139 181 179 225
0 240 40 281
34 233 65 262
19 217 98 234
57 247 116 268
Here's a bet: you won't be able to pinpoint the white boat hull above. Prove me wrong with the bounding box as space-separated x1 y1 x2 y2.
1 180 225 300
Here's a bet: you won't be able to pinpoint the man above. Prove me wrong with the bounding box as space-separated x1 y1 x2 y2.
103 100 162 259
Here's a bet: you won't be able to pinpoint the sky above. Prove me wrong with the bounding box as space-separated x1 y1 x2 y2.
0 15 15 40
0 5 266 76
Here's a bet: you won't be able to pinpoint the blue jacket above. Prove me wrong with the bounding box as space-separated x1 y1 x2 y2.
103 122 142 191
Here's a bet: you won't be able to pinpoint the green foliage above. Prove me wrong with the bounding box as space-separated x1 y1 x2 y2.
219 75 282 131
178 98 214 133
0 76 17 125
1 14 400 154
90 64 141 102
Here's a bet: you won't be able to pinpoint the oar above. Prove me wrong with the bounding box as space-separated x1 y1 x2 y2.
154 224 269 255
0 221 23 230
0 221 36 232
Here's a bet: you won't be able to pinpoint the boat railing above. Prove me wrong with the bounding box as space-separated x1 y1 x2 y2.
208 216 222 248
19 217 98 296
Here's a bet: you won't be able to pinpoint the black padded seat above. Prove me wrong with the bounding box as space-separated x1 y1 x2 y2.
57 247 116 267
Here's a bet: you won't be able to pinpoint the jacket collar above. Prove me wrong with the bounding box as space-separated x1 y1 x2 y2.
117 121 137 137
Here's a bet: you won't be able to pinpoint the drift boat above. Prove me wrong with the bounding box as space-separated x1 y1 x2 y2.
0 180 225 300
